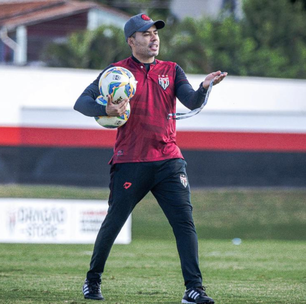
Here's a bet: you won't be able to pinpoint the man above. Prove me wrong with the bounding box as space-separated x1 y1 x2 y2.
74 13 227 304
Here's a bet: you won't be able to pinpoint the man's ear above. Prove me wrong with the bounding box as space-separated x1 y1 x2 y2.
127 37 134 47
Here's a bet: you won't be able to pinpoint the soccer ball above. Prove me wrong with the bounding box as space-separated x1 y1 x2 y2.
99 66 137 103
94 95 131 128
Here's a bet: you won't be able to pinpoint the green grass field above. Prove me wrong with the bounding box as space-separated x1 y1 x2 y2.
0 185 305 303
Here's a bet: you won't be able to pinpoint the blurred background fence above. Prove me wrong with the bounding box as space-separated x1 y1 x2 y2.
1 0 306 188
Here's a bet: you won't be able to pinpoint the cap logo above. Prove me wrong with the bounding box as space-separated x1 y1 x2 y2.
141 14 151 21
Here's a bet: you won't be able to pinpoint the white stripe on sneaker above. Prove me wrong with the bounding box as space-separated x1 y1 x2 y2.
83 285 89 295
190 290 200 299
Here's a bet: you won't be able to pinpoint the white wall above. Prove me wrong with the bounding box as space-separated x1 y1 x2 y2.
1 66 306 133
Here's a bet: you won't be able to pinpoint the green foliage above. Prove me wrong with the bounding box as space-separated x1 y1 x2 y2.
44 0 306 78
159 17 212 73
241 0 306 78
159 0 306 78
43 25 131 69
159 15 253 75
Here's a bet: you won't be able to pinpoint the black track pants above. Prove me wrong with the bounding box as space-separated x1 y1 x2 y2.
87 158 203 289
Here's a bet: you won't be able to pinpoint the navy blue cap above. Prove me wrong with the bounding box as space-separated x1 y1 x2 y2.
124 13 165 41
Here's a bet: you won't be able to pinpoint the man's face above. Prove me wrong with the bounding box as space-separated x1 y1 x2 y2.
128 25 160 63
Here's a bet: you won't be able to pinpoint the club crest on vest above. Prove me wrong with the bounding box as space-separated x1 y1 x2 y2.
158 75 169 90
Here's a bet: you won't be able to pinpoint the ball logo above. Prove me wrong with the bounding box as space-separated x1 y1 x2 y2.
113 75 121 80
141 14 151 21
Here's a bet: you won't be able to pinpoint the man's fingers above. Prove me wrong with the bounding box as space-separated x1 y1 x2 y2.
213 72 228 85
107 95 113 104
106 97 129 116
122 98 130 107
118 99 129 115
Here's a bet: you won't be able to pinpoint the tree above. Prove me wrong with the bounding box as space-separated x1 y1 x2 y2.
43 25 131 69
158 17 212 73
43 0 306 79
289 0 306 10
160 0 306 78
241 0 306 78
159 15 252 76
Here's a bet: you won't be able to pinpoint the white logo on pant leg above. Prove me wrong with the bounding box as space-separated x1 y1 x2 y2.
180 174 188 188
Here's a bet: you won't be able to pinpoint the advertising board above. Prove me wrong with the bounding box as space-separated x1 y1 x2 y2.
0 198 131 244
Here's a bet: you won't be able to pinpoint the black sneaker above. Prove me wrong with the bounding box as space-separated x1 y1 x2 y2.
82 279 104 300
182 286 214 304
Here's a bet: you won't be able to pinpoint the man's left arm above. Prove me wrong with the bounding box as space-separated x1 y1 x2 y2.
175 65 227 110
